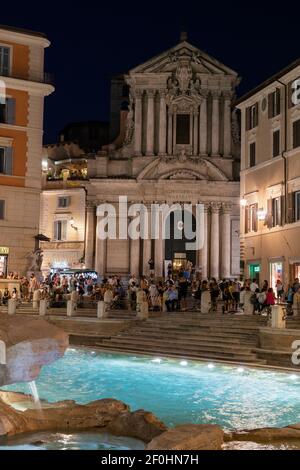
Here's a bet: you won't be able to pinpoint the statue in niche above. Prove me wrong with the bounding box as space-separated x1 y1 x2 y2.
124 102 134 145
190 77 201 96
26 248 43 272
167 76 179 97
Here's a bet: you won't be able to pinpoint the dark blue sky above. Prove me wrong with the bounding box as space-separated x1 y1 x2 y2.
1 1 299 143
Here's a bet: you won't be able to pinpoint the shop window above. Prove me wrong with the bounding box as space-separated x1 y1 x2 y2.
54 220 67 241
270 261 283 291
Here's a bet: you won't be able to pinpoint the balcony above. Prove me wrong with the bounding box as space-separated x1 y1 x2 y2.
0 71 54 85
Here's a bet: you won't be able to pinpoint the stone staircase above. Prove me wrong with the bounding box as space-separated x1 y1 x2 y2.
92 313 269 364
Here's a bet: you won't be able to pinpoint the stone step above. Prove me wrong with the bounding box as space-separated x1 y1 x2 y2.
121 335 257 348
101 336 256 354
96 342 260 363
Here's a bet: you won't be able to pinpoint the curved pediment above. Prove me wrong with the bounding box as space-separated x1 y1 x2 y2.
137 157 229 182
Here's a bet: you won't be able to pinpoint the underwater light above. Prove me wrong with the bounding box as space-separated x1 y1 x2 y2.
152 358 162 364
180 360 188 366
207 363 215 369
289 374 298 380
237 367 245 373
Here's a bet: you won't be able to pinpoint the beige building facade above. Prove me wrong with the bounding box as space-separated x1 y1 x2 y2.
237 59 300 289
85 38 241 279
0 25 53 275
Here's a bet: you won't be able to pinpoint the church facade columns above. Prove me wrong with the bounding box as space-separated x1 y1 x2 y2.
221 203 232 279
198 203 209 279
167 108 173 155
134 89 143 155
193 110 198 155
142 206 152 276
210 202 221 280
95 212 107 276
154 206 164 278
223 91 232 157
146 89 155 155
199 92 208 155
211 91 220 156
158 91 167 155
85 203 96 269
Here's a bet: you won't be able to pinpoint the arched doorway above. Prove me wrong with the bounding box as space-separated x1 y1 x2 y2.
164 209 196 274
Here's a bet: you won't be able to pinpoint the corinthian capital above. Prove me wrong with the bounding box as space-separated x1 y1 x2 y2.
223 90 234 101
222 202 232 214
135 89 143 99
211 90 221 99
210 202 222 213
146 89 155 98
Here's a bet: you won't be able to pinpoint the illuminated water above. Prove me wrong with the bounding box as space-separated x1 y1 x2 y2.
4 348 300 431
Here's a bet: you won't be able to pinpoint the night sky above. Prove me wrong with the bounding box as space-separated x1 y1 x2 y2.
1 2 299 143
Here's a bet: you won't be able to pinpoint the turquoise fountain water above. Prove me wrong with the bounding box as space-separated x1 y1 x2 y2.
4 348 300 431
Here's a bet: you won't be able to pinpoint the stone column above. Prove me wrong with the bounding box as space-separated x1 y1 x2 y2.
211 91 220 156
143 207 152 276
146 89 155 155
85 204 96 269
199 203 209 279
130 234 140 277
154 207 163 278
221 203 232 279
159 91 167 155
134 89 143 155
199 92 208 155
172 107 177 153
193 109 199 155
95 214 107 276
223 91 232 157
189 107 193 148
210 203 221 280
167 109 173 155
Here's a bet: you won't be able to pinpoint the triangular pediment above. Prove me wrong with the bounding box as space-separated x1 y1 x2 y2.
129 41 238 77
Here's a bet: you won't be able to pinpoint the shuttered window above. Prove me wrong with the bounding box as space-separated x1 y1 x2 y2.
249 142 256 167
268 89 281 118
58 196 70 208
273 130 280 157
295 192 300 221
245 203 258 233
54 220 67 241
0 200 5 220
0 98 16 124
289 78 300 108
272 197 281 227
0 147 13 175
0 47 10 76
246 103 258 130
293 119 300 148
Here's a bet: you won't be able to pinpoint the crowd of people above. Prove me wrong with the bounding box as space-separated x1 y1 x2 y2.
1 269 300 316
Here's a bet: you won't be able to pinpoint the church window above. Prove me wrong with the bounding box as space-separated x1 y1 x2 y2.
176 114 190 144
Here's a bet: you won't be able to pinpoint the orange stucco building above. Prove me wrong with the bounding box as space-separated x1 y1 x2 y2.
0 25 54 274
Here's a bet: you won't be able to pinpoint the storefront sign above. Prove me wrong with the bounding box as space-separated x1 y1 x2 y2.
0 247 9 255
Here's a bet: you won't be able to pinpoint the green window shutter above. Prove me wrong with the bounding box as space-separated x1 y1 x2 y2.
4 147 13 175
255 102 259 126
6 98 16 125
288 192 296 223
268 92 274 119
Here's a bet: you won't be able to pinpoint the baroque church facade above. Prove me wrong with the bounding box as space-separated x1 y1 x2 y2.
84 37 241 279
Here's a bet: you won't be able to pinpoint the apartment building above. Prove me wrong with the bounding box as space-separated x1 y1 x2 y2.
0 25 54 275
236 58 300 289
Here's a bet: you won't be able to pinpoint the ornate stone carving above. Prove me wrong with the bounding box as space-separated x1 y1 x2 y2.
231 108 241 144
175 63 193 94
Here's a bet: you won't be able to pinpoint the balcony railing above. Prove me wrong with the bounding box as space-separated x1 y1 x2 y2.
0 71 54 85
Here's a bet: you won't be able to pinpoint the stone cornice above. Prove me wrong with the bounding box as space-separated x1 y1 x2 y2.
0 28 50 48
0 75 54 96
